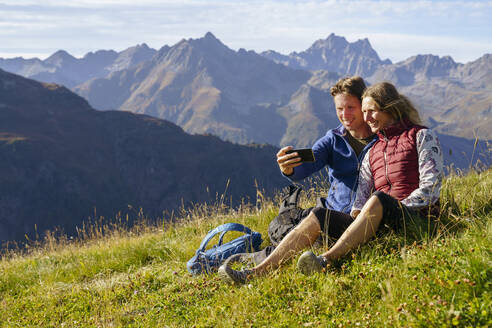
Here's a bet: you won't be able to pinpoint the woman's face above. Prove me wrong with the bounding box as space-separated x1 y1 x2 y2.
361 97 396 133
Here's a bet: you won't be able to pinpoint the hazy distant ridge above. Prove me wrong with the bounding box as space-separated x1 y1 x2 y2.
0 68 287 243
1 32 490 154
0 44 156 88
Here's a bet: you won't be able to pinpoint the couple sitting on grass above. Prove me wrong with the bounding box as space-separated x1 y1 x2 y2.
219 77 444 284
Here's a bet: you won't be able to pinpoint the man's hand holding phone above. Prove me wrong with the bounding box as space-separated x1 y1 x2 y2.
276 146 315 176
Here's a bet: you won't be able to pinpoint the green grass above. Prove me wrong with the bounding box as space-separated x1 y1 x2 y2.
1 170 491 327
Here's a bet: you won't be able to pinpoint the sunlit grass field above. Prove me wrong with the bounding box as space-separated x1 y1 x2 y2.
1 169 491 327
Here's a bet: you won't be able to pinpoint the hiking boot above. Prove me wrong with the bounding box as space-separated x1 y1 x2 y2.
225 245 275 266
297 251 328 275
218 246 275 284
218 263 253 285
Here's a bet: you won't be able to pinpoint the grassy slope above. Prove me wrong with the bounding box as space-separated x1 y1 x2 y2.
0 170 491 327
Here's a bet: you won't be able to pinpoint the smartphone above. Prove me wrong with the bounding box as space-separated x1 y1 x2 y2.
285 148 315 162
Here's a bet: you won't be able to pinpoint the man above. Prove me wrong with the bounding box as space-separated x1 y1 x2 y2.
272 76 376 243
219 76 378 284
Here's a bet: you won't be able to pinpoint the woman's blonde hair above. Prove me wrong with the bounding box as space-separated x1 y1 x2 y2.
362 82 422 125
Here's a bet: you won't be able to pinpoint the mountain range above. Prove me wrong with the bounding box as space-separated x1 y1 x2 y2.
0 44 156 88
0 69 288 244
1 32 489 145
1 33 491 242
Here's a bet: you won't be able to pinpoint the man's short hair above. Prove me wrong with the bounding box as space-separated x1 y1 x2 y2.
330 76 366 102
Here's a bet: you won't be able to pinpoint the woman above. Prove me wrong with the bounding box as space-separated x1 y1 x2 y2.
219 82 443 284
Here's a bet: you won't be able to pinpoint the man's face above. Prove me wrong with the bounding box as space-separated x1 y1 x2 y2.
334 93 367 134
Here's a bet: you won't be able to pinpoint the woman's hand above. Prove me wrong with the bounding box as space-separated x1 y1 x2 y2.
276 146 302 176
350 209 361 219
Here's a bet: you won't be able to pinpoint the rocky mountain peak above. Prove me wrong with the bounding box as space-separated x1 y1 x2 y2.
46 49 73 59
204 31 219 41
44 50 77 67
107 44 157 72
402 54 458 78
153 45 171 62
190 32 232 54
137 43 150 50
461 53 492 68
82 49 118 61
451 52 492 87
312 33 348 49
352 37 374 50
368 53 460 86
116 43 157 61
261 33 388 76
406 54 455 65
155 32 235 72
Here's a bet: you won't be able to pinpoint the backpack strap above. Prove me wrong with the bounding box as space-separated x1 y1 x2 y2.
196 222 252 255
279 185 303 213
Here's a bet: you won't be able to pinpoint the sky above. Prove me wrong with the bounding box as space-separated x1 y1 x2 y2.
1 0 491 64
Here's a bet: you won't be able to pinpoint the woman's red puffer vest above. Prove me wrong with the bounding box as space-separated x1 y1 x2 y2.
369 119 425 201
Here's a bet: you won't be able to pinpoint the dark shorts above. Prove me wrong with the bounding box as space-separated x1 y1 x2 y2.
372 191 422 232
311 207 353 241
312 191 436 238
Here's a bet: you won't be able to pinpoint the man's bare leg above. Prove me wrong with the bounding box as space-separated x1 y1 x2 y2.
252 212 322 275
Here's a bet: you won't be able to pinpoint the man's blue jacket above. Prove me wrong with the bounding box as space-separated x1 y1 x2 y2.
286 125 376 213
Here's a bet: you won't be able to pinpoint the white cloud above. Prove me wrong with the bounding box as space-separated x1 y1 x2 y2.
0 0 490 62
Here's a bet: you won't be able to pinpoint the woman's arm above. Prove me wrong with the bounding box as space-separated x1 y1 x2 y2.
401 129 444 209
351 151 374 216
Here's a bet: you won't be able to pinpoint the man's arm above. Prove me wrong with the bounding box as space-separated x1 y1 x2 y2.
280 133 335 181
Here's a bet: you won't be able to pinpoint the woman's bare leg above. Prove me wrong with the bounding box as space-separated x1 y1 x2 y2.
321 195 383 261
253 212 322 274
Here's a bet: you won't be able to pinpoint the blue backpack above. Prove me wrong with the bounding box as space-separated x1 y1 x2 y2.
187 222 262 275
